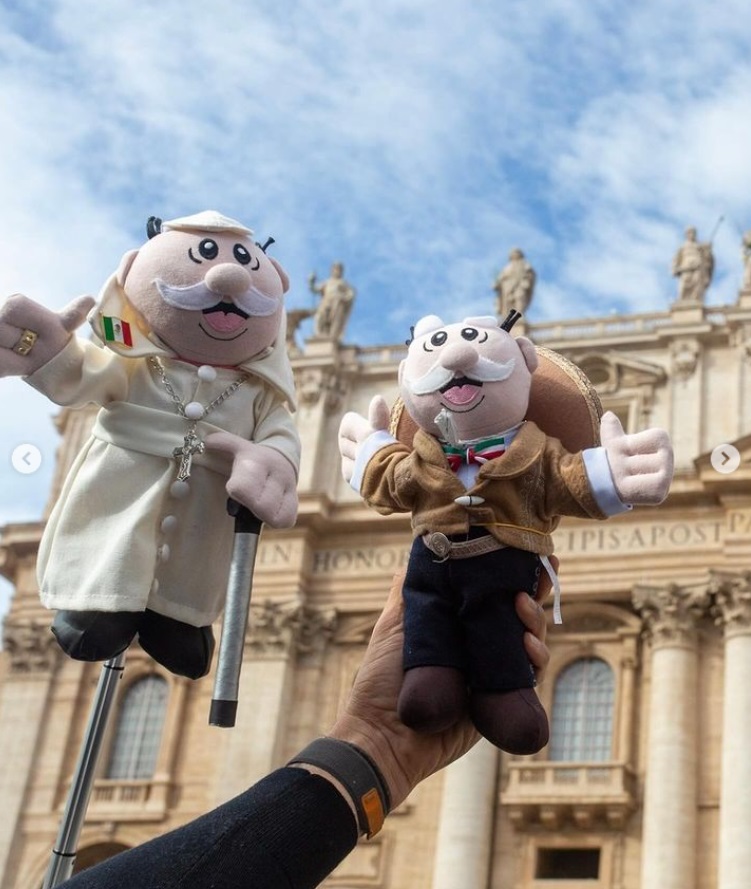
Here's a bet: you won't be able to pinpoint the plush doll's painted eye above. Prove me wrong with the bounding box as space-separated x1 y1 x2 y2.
427 330 448 349
233 244 260 269
461 327 488 343
198 239 219 260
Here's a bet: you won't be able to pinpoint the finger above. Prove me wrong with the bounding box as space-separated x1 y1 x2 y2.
59 295 96 332
368 395 391 431
338 433 358 462
338 411 369 445
0 321 25 351
385 570 406 611
515 591 547 643
598 410 625 446
612 427 671 457
524 631 550 684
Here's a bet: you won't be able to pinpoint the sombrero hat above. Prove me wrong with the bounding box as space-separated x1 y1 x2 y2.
389 345 603 453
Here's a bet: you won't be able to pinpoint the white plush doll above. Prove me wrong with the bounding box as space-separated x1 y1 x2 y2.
0 211 300 678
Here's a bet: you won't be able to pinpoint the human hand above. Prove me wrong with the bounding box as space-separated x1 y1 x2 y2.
599 411 674 505
328 558 554 809
338 395 391 482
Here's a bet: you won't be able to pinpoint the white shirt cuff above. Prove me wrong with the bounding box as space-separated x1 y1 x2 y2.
350 430 398 493
582 447 632 516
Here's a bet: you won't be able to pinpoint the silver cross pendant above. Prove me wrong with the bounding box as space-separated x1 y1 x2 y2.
173 429 206 481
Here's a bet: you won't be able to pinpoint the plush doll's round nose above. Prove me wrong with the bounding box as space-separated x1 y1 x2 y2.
204 263 252 298
440 342 479 373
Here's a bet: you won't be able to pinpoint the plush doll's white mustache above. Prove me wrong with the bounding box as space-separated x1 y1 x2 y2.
405 355 517 396
156 279 279 317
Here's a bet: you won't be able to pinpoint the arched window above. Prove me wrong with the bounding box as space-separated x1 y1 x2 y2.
549 657 615 762
106 675 169 779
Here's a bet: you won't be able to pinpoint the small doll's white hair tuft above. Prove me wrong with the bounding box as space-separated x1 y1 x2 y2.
412 315 445 340
462 316 500 329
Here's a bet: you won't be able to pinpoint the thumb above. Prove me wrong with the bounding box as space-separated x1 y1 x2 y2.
368 395 391 432
59 295 96 333
599 410 625 447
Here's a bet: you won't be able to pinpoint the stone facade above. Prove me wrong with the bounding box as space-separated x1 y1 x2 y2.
2 277 751 888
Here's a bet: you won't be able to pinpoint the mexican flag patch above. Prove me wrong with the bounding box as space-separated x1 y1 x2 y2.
102 315 133 347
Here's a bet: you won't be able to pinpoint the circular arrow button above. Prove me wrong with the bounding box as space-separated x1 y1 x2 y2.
711 444 741 475
11 444 43 475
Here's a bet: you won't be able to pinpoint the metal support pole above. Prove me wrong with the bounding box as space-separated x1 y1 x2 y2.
43 651 126 888
209 500 262 728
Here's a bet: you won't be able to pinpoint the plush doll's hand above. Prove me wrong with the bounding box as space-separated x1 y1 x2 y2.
205 433 299 528
0 294 95 377
338 395 391 482
600 411 674 505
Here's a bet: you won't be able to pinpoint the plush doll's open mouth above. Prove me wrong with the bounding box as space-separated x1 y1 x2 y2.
439 374 484 406
201 302 250 334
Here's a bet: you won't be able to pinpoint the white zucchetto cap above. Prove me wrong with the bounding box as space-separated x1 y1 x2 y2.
161 211 254 237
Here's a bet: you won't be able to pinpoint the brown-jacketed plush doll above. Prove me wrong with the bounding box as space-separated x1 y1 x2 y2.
338 313 673 754
0 211 300 679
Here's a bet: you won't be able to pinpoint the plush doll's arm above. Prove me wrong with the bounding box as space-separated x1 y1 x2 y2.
338 396 420 514
338 395 391 484
0 294 95 378
597 411 674 505
26 334 129 408
205 398 301 529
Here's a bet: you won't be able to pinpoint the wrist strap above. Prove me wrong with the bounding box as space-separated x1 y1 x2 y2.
289 738 392 838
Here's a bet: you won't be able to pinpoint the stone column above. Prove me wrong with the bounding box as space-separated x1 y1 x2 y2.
431 740 499 889
633 583 709 889
711 572 751 889
0 620 59 888
211 601 336 805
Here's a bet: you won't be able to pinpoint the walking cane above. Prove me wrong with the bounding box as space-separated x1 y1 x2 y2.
209 499 263 728
43 652 126 888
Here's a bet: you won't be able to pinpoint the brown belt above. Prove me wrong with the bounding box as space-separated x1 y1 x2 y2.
421 532 505 561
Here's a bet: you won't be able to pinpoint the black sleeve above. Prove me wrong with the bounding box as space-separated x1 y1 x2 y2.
59 767 359 889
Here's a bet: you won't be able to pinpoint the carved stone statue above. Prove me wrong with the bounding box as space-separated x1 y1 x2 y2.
308 262 355 341
742 230 751 293
493 248 536 317
285 307 314 352
672 226 714 303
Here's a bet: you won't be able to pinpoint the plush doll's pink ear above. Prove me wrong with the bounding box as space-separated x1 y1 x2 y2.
116 249 139 286
390 345 602 453
269 257 290 294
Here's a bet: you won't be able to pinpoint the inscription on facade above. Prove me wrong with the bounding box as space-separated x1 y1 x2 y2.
555 518 725 555
257 541 295 566
256 513 744 577
313 547 411 574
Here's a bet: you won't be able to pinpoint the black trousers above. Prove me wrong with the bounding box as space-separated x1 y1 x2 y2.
402 536 541 691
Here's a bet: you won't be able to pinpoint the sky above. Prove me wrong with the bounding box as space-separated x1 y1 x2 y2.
2 0 751 617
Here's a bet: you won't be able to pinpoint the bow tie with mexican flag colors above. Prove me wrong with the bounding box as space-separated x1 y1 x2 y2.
441 435 507 471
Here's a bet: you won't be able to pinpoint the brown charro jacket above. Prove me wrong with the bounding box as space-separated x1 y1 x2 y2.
360 421 608 557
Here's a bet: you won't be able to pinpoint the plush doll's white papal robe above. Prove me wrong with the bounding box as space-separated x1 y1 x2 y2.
27 279 299 628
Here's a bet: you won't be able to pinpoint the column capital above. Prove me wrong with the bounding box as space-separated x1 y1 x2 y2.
247 600 338 659
632 583 710 648
709 570 751 637
2 619 61 674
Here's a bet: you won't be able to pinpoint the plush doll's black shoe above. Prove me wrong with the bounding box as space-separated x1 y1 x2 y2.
137 609 215 680
397 665 468 733
51 609 141 661
469 687 549 755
